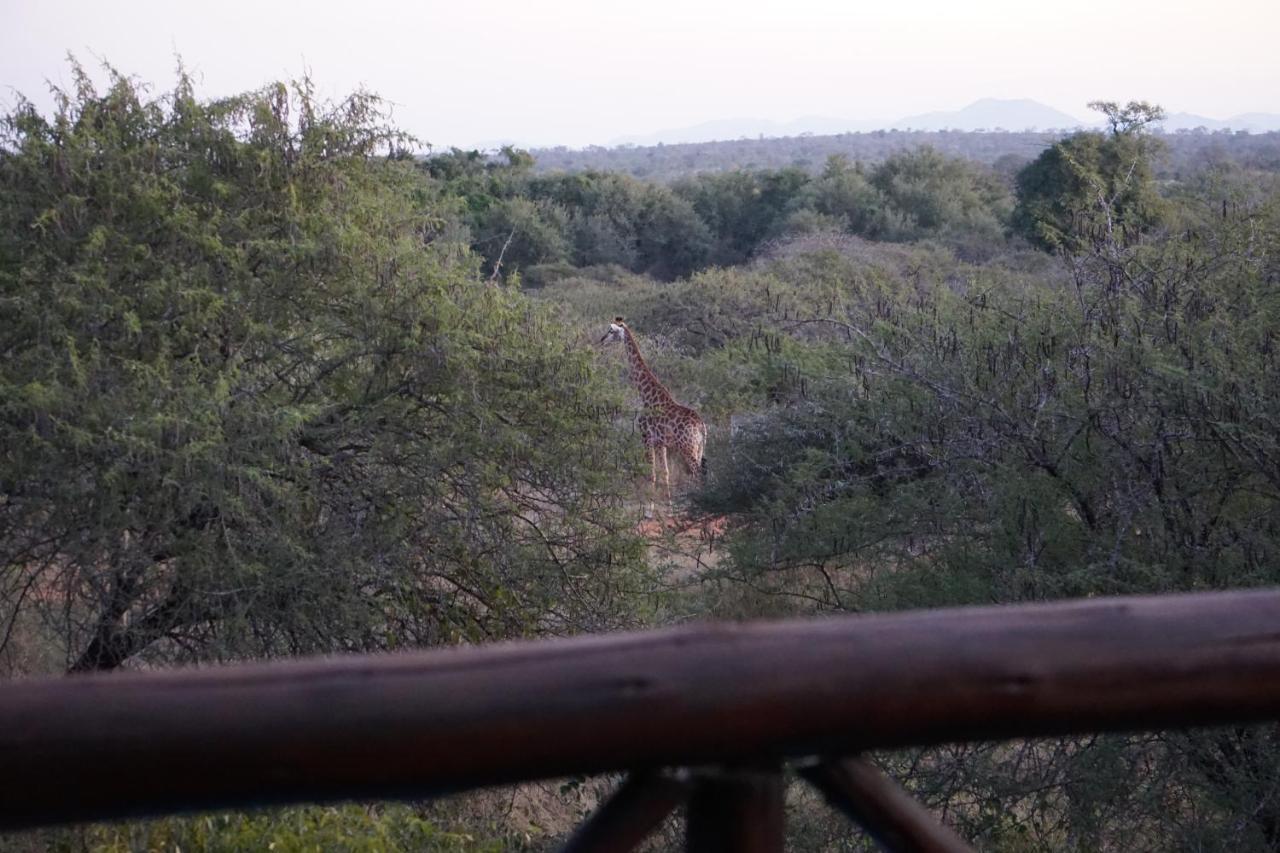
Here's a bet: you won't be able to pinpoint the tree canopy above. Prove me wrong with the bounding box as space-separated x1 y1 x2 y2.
0 65 650 674
1012 102 1168 251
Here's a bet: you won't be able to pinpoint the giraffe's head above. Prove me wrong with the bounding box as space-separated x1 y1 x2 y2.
599 316 627 345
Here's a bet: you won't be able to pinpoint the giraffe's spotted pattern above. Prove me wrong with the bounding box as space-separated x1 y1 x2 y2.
601 318 708 498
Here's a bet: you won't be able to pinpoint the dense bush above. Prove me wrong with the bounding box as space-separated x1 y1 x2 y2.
1012 103 1169 251
539 166 1280 844
621 210 1280 847
530 126 1280 183
0 67 653 675
426 145 1015 280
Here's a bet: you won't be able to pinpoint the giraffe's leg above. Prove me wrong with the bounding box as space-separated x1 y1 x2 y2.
661 446 672 506
679 445 702 482
645 445 657 518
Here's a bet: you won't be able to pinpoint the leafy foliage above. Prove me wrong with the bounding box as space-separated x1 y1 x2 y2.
540 159 1280 844
869 146 1012 241
0 65 651 675
1012 103 1168 251
426 145 1014 279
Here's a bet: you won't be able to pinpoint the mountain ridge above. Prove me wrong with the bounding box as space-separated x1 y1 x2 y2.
603 99 1280 148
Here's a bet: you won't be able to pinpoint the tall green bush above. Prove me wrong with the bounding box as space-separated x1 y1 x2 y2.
0 64 650 674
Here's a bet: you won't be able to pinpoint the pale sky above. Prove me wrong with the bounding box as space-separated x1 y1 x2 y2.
3 0 1278 149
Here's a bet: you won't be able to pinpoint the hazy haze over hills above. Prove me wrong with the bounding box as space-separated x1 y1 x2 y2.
595 99 1280 150
611 116 883 146
1158 112 1280 132
607 99 1089 146
891 99 1086 132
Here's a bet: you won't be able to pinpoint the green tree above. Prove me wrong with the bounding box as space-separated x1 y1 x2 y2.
868 146 1011 241
802 154 885 235
687 187 1280 846
633 186 713 279
674 168 811 265
0 64 650 675
1012 101 1168 251
524 171 647 269
473 195 571 276
1088 99 1166 135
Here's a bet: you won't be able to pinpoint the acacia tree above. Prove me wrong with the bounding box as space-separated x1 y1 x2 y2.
1089 99 1166 135
0 65 651 675
1012 101 1168 251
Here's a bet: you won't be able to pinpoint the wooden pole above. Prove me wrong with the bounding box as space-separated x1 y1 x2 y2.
5 589 1280 828
560 771 691 853
686 766 784 853
799 758 974 853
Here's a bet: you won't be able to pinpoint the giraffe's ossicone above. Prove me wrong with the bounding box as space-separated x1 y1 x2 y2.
600 317 708 498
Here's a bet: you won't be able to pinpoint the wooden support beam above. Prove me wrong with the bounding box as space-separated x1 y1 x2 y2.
686 766 784 853
5 589 1280 828
800 758 974 853
560 771 692 853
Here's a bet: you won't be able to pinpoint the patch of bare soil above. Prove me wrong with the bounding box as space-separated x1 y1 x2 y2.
635 508 731 584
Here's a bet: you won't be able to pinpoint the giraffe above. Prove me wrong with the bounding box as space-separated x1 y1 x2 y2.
600 317 708 501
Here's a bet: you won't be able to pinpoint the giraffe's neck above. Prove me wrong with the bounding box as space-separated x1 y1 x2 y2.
623 329 677 409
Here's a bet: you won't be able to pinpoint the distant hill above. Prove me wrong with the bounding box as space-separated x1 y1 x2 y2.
607 99 1087 146
1229 113 1280 132
891 98 1087 131
595 101 1280 150
1159 112 1280 132
534 130 1063 179
529 128 1280 182
461 102 1280 153
611 116 881 146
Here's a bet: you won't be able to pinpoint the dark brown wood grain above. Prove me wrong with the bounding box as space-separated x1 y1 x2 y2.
686 766 784 853
559 771 691 853
5 589 1280 828
800 758 974 852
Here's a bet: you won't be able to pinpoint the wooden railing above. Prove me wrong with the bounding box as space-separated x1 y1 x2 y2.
5 588 1280 851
